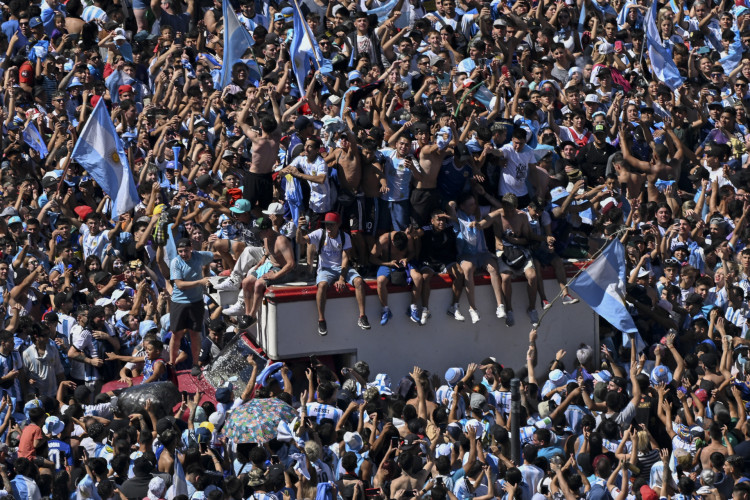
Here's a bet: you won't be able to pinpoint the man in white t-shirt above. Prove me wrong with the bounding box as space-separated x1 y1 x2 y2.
497 128 537 209
299 212 370 336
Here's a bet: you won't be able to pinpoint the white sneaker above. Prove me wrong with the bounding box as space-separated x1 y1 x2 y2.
222 301 245 317
496 304 506 319
469 308 480 324
420 308 431 325
214 276 240 291
527 308 539 326
447 304 465 322
562 294 580 305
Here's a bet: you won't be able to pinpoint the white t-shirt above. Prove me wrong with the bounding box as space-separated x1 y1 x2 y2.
291 155 332 213
500 143 535 197
307 229 351 271
80 225 110 260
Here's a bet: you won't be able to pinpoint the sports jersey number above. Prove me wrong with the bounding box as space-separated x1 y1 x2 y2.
49 449 63 470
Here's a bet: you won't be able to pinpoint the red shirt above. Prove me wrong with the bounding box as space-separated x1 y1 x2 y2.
18 423 42 459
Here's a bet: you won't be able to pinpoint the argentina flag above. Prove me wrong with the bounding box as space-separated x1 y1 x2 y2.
71 98 139 219
291 0 322 91
569 239 646 352
645 0 683 91
22 122 48 159
368 0 400 23
221 0 257 88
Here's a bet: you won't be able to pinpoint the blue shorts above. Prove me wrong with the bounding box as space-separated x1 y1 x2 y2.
317 267 361 286
133 0 147 9
377 265 403 279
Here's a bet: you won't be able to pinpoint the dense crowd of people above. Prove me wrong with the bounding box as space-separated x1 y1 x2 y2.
0 0 749 497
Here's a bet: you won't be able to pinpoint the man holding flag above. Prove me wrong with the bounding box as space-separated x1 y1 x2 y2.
71 98 139 220
644 0 684 90
566 238 646 353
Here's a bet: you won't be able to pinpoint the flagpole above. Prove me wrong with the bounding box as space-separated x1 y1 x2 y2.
290 0 321 71
536 227 628 327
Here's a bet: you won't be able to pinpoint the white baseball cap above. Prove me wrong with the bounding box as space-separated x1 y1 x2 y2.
262 202 285 215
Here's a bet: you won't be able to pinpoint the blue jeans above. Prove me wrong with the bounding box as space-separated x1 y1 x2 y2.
377 199 410 231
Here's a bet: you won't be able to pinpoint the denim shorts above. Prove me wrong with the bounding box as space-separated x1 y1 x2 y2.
317 267 361 285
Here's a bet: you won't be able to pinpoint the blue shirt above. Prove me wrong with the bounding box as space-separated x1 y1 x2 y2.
12 474 41 500
48 438 73 471
170 250 214 303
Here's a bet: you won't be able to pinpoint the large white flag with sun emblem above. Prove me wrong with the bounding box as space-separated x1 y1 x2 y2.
71 98 139 219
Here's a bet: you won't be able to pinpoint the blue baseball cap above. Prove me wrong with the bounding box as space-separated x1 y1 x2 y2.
650 365 673 385
66 77 83 89
230 199 252 214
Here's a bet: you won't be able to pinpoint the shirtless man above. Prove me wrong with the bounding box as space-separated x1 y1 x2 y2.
611 152 645 199
238 89 282 215
325 124 367 265
697 423 729 471
369 229 415 325
619 120 685 202
239 217 296 326
412 124 459 226
699 350 727 388
477 193 539 327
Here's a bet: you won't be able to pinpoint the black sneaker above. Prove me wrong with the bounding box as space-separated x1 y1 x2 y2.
318 320 328 336
191 364 201 377
238 315 256 329
358 315 371 330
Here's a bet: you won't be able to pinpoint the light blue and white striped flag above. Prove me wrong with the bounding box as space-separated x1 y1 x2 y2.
22 122 48 159
71 98 139 219
291 0 321 91
645 0 683 91
369 0 401 23
221 0 255 88
616 0 632 27
569 240 646 352
578 0 586 38
720 35 743 75
166 453 188 498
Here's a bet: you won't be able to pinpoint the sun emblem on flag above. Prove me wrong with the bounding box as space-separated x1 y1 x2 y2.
110 150 120 164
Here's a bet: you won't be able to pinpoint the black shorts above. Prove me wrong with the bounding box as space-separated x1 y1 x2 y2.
339 193 365 233
306 210 324 231
361 197 377 236
244 172 273 209
170 300 205 333
410 188 441 227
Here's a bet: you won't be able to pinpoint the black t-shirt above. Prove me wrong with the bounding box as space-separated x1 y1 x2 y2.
633 393 657 428
419 227 458 266
576 141 616 183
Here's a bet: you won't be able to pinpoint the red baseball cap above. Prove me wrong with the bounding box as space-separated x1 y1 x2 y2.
324 212 341 224
640 486 658 500
118 84 133 94
74 205 94 220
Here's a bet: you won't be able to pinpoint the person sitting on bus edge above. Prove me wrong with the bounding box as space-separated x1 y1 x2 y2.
409 208 464 324
445 191 504 324
491 193 540 327
298 212 370 336
237 216 296 328
369 228 416 326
